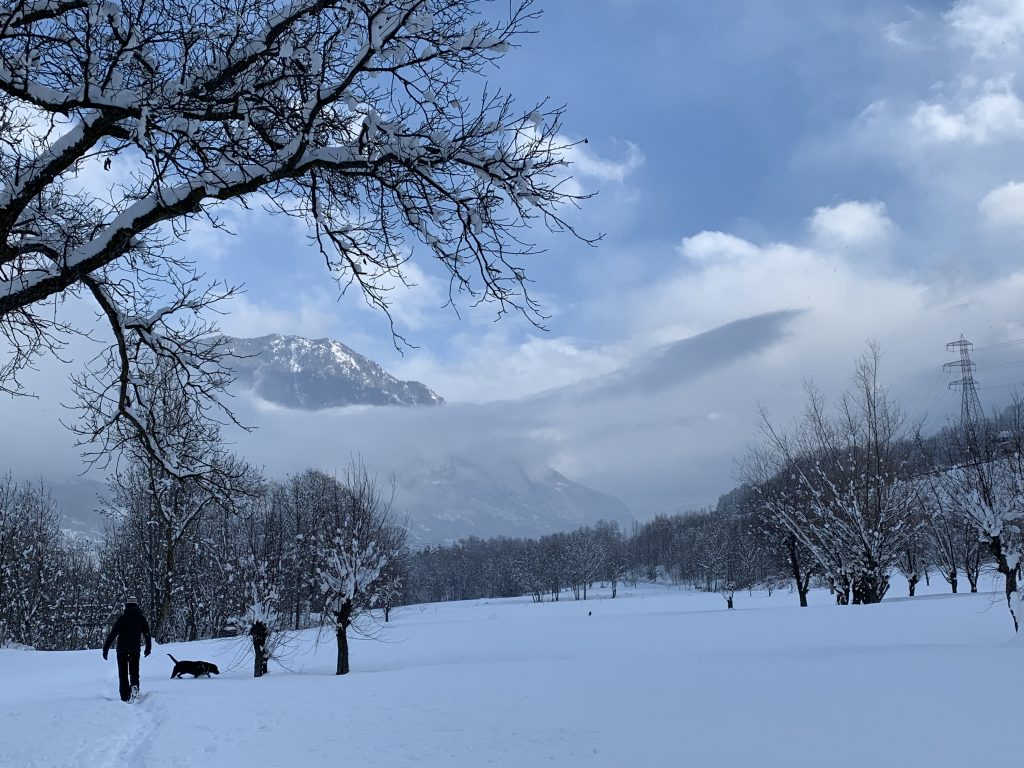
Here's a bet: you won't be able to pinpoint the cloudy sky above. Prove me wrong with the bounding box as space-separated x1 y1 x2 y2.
7 0 1024 516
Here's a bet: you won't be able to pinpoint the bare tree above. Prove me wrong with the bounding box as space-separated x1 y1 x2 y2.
0 0 593 476
102 369 260 639
935 403 1024 631
0 476 66 647
896 527 926 597
923 490 961 594
594 520 627 598
565 526 604 600
740 455 817 607
222 490 290 678
756 344 918 605
314 460 406 675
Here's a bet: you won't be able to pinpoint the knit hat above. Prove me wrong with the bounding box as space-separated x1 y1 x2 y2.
125 596 138 606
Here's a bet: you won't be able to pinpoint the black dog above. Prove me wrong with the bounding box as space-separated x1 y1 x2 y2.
167 653 220 679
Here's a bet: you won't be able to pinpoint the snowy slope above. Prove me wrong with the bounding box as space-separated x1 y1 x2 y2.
397 456 633 542
1 577 1019 768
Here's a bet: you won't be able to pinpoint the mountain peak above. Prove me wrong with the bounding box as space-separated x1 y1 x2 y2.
397 455 632 543
224 334 444 410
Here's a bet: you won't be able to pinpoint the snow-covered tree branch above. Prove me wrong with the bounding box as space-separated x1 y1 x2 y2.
0 0 593 477
314 459 406 675
754 344 919 605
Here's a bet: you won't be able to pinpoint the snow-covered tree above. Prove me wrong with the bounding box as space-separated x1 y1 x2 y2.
0 476 67 647
565 526 604 600
0 0 592 478
274 470 337 630
222 491 291 677
594 520 627 598
314 460 406 675
757 344 919 605
101 370 260 640
895 526 927 597
741 452 818 607
934 407 1024 632
373 551 407 623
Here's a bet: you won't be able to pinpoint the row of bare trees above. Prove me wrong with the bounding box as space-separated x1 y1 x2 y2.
102 459 407 676
0 460 406 677
406 521 629 605
745 343 1023 630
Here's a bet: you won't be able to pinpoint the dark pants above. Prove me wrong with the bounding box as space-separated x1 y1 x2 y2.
116 651 140 701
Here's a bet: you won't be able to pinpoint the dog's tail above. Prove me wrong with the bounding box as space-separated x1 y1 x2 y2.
167 653 178 664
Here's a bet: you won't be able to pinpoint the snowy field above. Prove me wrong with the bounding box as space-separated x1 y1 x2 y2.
1 578 1021 768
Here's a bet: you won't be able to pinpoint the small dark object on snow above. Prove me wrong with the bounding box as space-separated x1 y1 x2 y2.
588 611 591 616
167 653 220 678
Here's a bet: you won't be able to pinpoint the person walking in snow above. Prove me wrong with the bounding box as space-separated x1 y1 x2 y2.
102 596 152 702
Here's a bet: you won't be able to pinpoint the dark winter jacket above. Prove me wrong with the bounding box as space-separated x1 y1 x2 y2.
103 605 152 656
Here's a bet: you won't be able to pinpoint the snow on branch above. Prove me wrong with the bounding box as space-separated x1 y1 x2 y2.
0 0 593 478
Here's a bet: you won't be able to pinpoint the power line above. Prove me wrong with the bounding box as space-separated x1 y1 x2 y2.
976 359 1024 372
972 337 1024 352
976 381 1024 391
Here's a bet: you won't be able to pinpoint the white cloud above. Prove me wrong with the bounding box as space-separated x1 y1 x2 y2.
219 204 1024 513
979 180 1024 232
388 330 628 403
219 292 342 340
679 231 762 264
808 201 894 247
10 199 1024 515
910 79 1024 144
639 231 925 360
947 0 1024 58
566 140 644 183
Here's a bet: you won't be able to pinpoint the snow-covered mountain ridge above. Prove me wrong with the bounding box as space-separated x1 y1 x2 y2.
224 334 444 409
396 457 632 542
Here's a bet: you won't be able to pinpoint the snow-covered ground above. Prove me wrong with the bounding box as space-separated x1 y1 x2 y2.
1 577 1020 768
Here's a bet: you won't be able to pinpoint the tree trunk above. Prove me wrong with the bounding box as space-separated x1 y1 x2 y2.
987 536 1020 632
908 575 918 597
787 535 809 608
726 595 734 609
250 620 268 678
852 572 885 605
964 559 981 593
336 625 349 675
156 538 175 640
834 578 851 605
335 599 353 675
383 605 390 623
